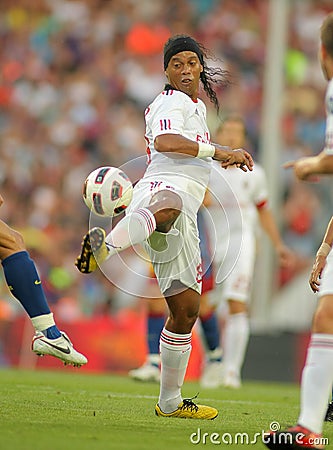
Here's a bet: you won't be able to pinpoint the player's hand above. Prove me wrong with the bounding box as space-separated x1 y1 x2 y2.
219 148 254 172
276 244 296 269
283 158 320 182
309 255 327 293
0 194 3 207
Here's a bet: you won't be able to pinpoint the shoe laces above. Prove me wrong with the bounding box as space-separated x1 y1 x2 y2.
180 394 199 413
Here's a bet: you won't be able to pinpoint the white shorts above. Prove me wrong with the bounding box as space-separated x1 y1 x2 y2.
127 173 206 295
317 251 333 297
208 231 256 304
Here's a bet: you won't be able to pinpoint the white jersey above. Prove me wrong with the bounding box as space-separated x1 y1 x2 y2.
143 88 212 190
324 78 333 155
207 161 268 240
127 88 214 295
205 161 269 302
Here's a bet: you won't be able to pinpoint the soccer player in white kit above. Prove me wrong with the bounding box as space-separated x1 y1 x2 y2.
76 35 253 419
200 116 293 389
265 12 333 450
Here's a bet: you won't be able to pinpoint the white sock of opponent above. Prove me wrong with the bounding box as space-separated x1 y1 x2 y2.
298 333 333 434
223 312 250 378
158 328 192 413
105 208 156 258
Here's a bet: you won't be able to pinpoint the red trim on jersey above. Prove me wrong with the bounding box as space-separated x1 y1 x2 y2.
144 135 151 165
256 199 268 210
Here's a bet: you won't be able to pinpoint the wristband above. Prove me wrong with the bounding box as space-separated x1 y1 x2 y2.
316 242 331 257
197 143 215 158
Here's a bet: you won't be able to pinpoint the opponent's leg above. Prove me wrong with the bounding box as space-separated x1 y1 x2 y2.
0 221 87 366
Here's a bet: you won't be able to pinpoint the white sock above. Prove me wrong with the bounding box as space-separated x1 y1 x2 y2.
298 333 333 434
158 328 192 413
223 312 249 377
105 208 156 258
31 313 55 332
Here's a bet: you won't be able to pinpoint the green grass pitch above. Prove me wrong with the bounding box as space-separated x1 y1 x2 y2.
0 368 332 450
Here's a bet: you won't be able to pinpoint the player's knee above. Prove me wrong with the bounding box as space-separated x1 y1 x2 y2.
149 190 182 232
171 306 199 333
151 191 183 217
185 309 199 328
150 189 182 210
173 316 198 334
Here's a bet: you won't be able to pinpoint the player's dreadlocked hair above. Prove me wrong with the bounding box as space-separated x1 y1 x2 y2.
163 34 230 113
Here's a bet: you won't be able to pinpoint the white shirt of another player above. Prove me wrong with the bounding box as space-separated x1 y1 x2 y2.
144 88 212 184
207 161 269 238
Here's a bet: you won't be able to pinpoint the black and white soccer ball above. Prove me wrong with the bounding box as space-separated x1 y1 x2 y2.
83 166 133 217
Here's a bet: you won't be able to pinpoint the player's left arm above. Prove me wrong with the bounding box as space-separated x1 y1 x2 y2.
257 206 295 268
309 216 333 293
254 166 294 267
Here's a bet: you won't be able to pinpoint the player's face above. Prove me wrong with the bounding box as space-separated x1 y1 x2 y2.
216 121 246 149
165 51 203 100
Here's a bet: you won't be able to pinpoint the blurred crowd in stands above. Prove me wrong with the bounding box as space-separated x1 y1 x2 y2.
0 0 332 327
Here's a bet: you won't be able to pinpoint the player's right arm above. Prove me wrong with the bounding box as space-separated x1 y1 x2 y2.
154 130 253 171
284 152 333 180
284 80 333 180
150 91 253 171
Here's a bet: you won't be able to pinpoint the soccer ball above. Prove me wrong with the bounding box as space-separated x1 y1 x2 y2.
83 166 133 217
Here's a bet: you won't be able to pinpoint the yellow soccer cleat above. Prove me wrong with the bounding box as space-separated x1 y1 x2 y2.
75 227 110 274
155 398 218 420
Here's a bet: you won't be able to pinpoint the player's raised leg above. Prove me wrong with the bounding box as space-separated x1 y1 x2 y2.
76 207 156 273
